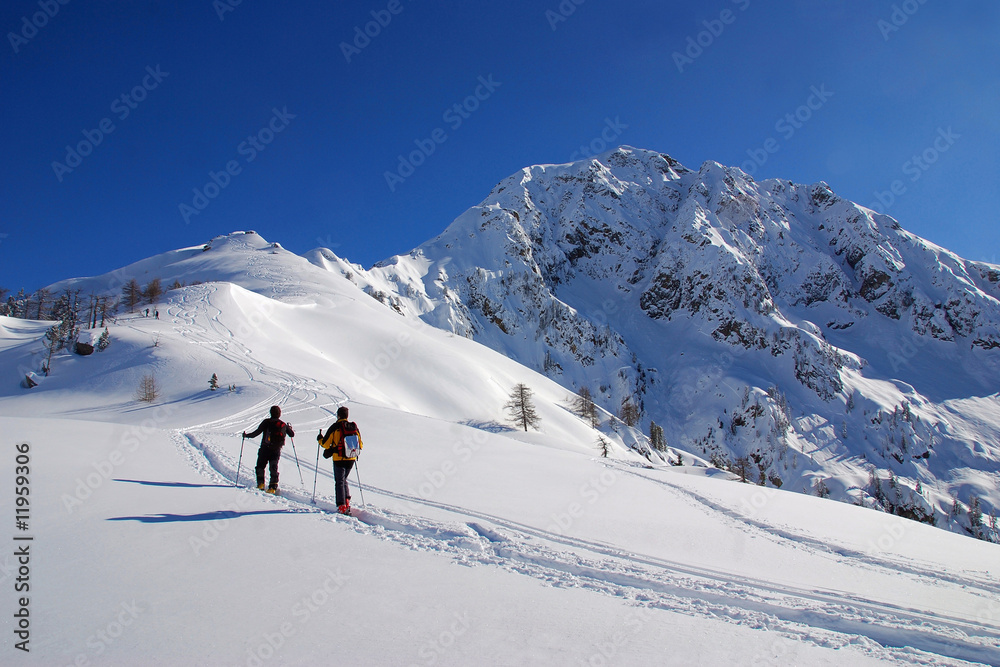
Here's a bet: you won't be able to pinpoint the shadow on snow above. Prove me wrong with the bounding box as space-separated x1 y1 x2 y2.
107 509 311 523
113 478 234 489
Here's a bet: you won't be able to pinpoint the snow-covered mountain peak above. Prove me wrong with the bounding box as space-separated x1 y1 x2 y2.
336 146 1000 539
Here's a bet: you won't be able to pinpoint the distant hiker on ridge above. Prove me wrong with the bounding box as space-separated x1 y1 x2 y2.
319 406 363 515
243 406 294 494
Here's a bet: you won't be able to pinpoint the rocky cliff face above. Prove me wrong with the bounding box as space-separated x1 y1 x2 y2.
316 146 1000 538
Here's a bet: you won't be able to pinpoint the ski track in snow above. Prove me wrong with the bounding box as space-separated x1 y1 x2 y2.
607 460 1000 597
165 283 349 435
175 428 1000 667
153 276 1000 666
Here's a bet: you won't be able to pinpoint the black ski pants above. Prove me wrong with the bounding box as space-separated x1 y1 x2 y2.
333 459 355 506
256 445 282 489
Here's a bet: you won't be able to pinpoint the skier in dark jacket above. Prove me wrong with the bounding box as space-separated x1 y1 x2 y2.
319 406 363 514
243 405 294 494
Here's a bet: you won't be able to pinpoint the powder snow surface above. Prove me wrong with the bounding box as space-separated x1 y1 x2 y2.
1 231 998 665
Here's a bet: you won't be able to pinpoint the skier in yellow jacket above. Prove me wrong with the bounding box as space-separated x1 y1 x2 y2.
318 406 363 515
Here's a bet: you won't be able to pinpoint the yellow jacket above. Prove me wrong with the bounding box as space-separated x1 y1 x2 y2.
319 419 363 461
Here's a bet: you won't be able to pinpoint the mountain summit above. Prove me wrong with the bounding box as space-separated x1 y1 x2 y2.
333 146 1000 536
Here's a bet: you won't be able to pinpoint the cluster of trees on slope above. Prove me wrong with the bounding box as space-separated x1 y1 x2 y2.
1 277 196 321
3 277 183 379
505 382 676 463
508 380 999 544
868 467 999 542
1 278 165 321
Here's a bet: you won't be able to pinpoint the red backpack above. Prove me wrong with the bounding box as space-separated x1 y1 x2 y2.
263 419 287 448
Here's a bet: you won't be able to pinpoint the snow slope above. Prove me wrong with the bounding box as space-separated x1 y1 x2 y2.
1 231 999 665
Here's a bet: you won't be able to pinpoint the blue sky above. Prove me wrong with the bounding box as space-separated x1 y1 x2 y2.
2 1 998 293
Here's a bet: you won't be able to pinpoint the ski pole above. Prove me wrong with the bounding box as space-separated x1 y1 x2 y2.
235 433 246 487
354 459 366 509
311 434 321 504
288 436 305 486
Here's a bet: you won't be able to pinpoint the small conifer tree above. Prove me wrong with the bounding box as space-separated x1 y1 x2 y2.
42 325 60 376
649 421 666 452
970 496 983 530
504 383 541 432
733 456 751 483
573 387 599 428
97 328 111 351
122 279 142 313
136 374 159 403
619 399 641 427
143 277 163 305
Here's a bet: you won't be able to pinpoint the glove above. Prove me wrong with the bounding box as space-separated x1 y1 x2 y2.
242 432 247 438
322 447 334 459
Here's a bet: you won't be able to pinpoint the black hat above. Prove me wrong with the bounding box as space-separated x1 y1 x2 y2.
270 405 281 418
336 406 349 419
